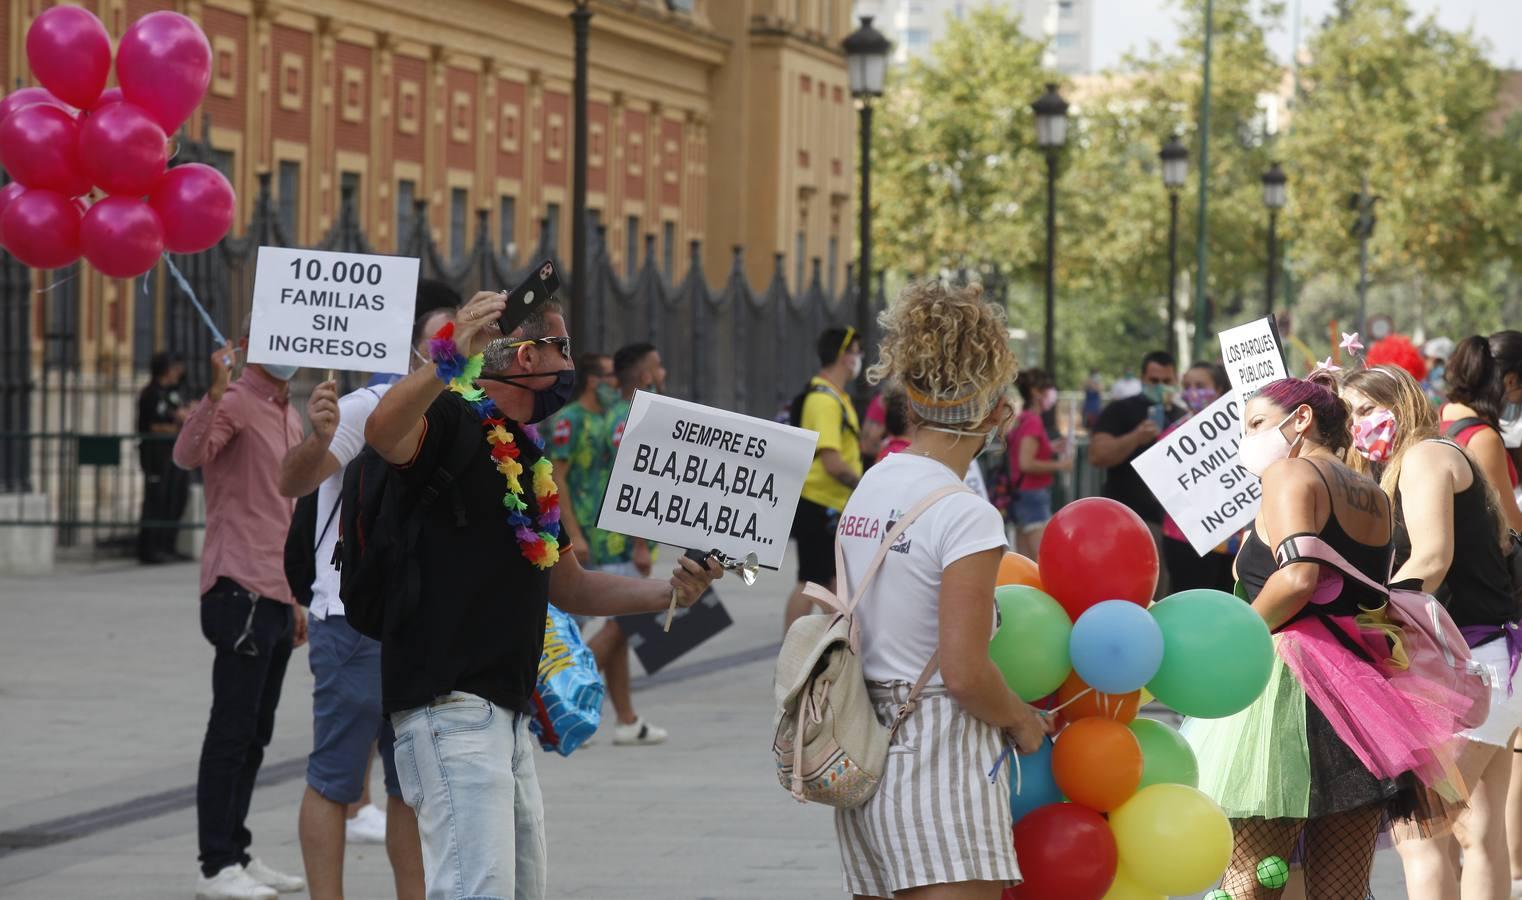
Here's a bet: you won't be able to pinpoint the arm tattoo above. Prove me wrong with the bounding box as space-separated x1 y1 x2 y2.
1328 462 1382 515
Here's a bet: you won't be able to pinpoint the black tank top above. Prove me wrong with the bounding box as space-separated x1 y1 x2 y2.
1394 440 1517 628
1236 460 1393 619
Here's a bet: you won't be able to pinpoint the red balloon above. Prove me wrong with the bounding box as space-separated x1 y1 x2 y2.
0 87 73 128
150 163 234 253
1006 804 1118 900
1038 497 1160 619
77 87 126 122
116 12 212 134
0 181 26 222
0 105 90 195
81 197 163 278
79 101 167 196
2 189 81 268
26 6 112 110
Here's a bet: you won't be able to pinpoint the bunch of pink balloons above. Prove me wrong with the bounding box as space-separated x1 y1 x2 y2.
0 7 236 277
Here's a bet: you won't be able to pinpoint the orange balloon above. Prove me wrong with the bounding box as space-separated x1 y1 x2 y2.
1052 718 1143 813
1056 670 1140 724
997 552 1043 590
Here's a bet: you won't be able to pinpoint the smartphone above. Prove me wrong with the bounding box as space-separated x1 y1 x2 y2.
494 260 562 337
1148 403 1167 430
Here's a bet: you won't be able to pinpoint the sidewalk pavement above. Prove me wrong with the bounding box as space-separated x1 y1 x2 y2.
0 557 1408 899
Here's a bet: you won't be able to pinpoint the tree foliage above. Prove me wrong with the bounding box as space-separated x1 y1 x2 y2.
870 0 1522 381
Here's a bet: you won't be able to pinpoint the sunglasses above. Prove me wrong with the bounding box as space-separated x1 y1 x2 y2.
505 335 572 361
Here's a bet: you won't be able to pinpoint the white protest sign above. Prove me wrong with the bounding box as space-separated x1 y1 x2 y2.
596 392 818 570
1131 389 1261 556
1219 316 1287 400
248 247 419 375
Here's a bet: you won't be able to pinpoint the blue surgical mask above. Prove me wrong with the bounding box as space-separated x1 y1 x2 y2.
261 364 299 381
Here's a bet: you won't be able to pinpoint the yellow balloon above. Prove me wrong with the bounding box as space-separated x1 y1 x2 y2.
1138 686 1155 706
1102 867 1165 900
1110 783 1233 895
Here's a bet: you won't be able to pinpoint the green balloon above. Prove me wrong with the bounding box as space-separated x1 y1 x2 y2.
1147 589 1274 718
989 585 1072 701
1128 717 1199 789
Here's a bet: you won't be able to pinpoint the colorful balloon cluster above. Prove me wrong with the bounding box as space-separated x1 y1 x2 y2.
991 497 1275 899
0 8 236 277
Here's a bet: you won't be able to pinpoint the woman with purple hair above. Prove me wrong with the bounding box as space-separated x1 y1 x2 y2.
1183 373 1475 898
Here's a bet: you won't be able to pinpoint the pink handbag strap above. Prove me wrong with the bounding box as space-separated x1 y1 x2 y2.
1276 534 1390 597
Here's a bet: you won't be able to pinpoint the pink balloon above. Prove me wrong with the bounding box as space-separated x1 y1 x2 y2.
0 105 90 195
77 87 125 122
116 12 212 135
26 6 112 109
81 197 164 278
2 188 81 269
0 182 26 222
0 87 73 128
79 101 167 196
149 163 234 253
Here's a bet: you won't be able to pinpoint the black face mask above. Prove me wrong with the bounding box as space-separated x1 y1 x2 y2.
479 369 576 423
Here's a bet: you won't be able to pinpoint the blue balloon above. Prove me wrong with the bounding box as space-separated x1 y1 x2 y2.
1009 737 1063 825
1070 599 1165 695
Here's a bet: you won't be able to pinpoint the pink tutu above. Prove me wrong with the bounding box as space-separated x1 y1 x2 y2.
1278 615 1473 799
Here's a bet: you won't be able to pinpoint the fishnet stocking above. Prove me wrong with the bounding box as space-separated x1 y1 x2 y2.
1220 808 1382 900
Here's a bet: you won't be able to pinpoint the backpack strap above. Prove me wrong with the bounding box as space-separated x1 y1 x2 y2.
314 495 341 552
801 483 971 737
1276 533 1390 598
1444 417 1490 441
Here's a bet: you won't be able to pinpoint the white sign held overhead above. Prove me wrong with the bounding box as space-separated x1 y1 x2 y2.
596 392 819 571
247 247 419 375
1131 389 1261 557
1219 316 1288 400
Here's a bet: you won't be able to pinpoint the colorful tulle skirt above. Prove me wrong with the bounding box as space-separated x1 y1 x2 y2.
1183 615 1471 820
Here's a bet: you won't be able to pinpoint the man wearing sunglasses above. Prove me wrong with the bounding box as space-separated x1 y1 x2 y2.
363 290 721 900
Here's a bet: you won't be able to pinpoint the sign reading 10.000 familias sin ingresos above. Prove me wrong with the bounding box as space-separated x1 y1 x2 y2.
247 246 419 376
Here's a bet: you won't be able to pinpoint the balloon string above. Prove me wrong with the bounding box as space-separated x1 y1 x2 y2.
1044 686 1095 715
988 743 1018 791
35 270 78 294
162 252 227 346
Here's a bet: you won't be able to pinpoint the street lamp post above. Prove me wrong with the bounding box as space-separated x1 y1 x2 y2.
843 17 891 388
569 0 591 347
1159 136 1188 361
1261 162 1287 317
1032 83 1068 373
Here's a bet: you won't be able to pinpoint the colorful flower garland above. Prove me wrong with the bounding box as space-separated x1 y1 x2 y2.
429 322 561 569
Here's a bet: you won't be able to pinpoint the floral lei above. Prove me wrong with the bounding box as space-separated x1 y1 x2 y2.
429 322 561 569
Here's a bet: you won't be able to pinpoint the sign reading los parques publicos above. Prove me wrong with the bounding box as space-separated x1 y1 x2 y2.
247 246 419 375
1219 315 1289 400
597 392 818 571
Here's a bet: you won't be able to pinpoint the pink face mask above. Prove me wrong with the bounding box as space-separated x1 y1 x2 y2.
1353 408 1397 463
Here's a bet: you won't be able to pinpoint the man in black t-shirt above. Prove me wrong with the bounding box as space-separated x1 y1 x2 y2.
365 290 721 900
1088 350 1183 599
137 351 190 563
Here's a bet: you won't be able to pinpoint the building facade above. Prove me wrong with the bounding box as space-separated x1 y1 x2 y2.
2 0 857 361
853 0 1093 74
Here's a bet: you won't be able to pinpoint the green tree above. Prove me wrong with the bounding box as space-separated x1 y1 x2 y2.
1278 0 1522 343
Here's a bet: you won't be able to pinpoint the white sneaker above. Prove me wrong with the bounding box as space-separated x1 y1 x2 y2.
243 858 306 894
196 865 277 900
344 803 387 845
1511 878 1522 899
613 717 668 746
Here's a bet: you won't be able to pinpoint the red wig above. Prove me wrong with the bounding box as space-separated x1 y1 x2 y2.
1365 335 1427 382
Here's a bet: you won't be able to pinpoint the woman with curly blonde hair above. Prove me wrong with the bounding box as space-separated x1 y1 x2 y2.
832 281 1050 900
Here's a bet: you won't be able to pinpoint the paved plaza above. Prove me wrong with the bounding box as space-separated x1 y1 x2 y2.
0 557 1407 898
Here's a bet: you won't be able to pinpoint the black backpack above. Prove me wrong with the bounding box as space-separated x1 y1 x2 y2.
283 490 341 607
788 382 856 435
334 412 482 640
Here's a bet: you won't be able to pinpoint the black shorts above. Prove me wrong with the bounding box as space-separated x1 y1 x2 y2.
791 498 841 586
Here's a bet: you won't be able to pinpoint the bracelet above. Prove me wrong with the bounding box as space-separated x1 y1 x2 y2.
428 322 485 398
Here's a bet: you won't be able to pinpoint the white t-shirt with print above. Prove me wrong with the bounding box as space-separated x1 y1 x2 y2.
837 453 1009 685
310 384 390 620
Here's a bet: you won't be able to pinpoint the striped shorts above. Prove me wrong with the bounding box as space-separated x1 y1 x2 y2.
834 682 1022 897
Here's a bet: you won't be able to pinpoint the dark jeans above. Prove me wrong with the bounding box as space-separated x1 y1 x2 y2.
138 442 189 560
197 578 294 878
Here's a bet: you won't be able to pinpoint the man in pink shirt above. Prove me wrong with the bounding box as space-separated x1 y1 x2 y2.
174 339 308 900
